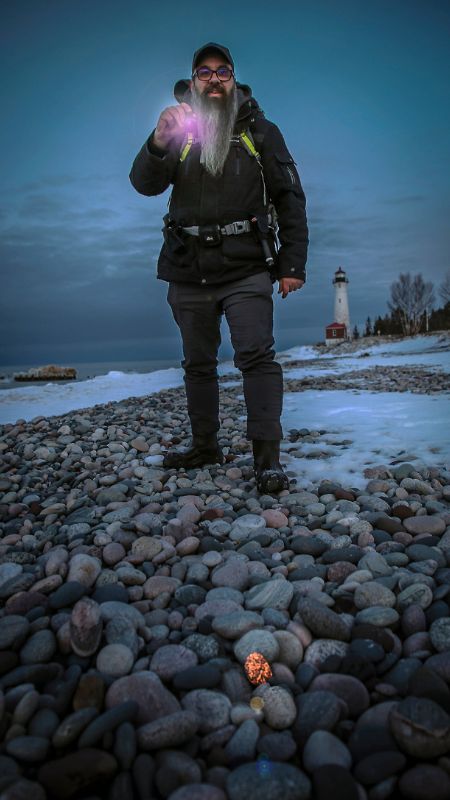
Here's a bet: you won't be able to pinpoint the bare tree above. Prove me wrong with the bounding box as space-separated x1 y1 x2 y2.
388 273 435 335
439 272 450 305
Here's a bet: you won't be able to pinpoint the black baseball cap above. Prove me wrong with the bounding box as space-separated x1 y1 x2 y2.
192 42 234 73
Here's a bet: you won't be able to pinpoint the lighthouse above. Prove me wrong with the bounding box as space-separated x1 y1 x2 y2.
325 267 351 346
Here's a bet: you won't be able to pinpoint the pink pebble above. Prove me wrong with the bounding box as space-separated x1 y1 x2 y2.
393 531 413 545
102 542 126 566
225 467 242 480
403 631 431 657
177 505 201 524
176 536 200 556
358 532 375 547
261 509 289 529
2 534 21 545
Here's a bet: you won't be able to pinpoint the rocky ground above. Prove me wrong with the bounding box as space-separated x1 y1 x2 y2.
0 367 450 800
282 364 449 394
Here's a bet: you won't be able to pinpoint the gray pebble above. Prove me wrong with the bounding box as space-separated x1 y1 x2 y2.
226 761 311 800
6 736 49 762
303 730 352 771
52 707 98 748
20 629 56 664
78 700 139 747
181 688 231 733
225 718 260 765
137 709 199 749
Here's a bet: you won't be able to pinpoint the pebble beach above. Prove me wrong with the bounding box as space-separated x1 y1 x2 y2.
1 334 450 800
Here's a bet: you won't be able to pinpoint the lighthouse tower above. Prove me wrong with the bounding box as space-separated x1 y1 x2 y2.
333 267 351 336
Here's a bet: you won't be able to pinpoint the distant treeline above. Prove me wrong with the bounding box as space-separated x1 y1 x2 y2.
352 271 450 339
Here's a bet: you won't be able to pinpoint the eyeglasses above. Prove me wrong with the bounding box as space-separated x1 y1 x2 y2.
193 66 234 82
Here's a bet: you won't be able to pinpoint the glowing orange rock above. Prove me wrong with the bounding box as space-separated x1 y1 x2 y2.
244 652 272 685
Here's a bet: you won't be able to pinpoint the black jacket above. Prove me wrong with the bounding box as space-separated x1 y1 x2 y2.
129 81 309 285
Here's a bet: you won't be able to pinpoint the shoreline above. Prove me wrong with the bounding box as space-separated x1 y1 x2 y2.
0 332 449 428
0 358 181 392
2 330 448 392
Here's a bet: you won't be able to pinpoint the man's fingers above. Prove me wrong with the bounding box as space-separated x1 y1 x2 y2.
174 106 187 125
159 106 186 131
278 280 286 299
169 108 183 127
159 109 178 131
278 277 304 299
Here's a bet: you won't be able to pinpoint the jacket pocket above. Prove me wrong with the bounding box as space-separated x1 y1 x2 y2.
275 151 298 188
221 232 264 263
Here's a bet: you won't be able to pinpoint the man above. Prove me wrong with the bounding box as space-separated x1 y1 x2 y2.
129 43 308 493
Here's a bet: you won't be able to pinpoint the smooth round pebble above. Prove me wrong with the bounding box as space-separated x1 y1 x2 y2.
234 629 280 663
150 644 198 680
254 685 297 730
429 617 450 653
96 643 134 677
303 730 352 771
226 761 311 800
399 764 450 800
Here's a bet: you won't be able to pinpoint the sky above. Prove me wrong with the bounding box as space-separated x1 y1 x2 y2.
1 0 449 366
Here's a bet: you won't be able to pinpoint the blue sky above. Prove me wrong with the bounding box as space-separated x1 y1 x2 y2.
1 0 449 365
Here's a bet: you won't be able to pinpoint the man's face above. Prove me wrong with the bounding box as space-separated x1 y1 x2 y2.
189 52 238 176
190 54 235 101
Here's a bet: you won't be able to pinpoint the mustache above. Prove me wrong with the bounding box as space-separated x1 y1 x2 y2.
205 83 225 94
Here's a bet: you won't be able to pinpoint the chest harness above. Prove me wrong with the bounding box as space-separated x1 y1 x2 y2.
171 128 276 265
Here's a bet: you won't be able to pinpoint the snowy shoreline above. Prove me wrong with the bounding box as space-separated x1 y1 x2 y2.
0 333 448 426
1 333 448 489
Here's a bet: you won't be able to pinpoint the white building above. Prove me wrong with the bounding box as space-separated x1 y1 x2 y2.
325 267 351 346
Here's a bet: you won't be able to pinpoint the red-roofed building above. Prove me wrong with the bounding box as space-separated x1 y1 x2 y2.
325 321 347 346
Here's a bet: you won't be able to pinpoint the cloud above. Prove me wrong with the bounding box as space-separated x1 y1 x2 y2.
0 173 175 361
0 167 445 365
384 195 425 205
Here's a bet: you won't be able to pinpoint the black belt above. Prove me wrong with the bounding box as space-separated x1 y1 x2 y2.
182 220 252 237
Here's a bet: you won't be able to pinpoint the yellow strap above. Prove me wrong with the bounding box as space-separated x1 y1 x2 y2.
180 132 193 162
240 131 267 205
240 131 260 159
181 131 258 162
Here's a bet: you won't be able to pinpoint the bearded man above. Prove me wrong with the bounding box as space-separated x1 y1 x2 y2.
129 43 309 493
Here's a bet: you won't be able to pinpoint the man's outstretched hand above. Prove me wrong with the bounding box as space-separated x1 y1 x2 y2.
153 102 193 150
278 277 305 299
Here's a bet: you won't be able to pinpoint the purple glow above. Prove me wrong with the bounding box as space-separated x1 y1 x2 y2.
184 113 197 133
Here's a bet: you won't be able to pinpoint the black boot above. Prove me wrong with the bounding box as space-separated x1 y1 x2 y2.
163 433 224 469
253 440 289 494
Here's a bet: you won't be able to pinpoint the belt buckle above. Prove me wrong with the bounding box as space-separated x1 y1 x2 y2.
233 221 247 235
199 224 222 247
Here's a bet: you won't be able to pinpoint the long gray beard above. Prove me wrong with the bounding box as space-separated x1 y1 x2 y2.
191 84 239 177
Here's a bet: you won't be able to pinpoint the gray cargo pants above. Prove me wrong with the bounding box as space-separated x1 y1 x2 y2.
167 271 283 440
